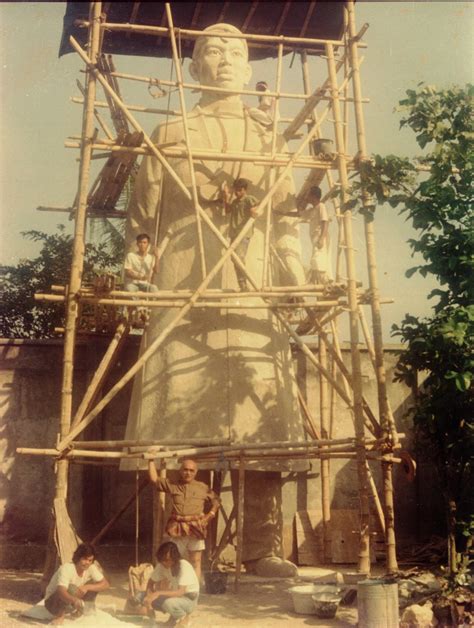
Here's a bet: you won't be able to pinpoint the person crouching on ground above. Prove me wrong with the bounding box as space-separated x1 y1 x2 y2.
141 541 199 627
43 543 109 624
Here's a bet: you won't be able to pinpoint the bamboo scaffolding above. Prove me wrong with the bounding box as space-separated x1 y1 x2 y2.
53 42 345 453
152 462 167 559
234 455 245 592
17 446 402 464
92 477 149 545
165 4 206 280
56 0 102 546
95 67 369 104
346 0 398 573
326 39 371 574
64 139 347 170
262 42 284 289
80 18 348 49
72 438 232 449
32 3 402 581
71 95 319 125
71 321 129 429
319 337 332 561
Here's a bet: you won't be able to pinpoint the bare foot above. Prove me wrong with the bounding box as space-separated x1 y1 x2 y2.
50 615 65 625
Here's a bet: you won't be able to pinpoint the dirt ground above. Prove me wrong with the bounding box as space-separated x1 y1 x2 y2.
0 568 359 627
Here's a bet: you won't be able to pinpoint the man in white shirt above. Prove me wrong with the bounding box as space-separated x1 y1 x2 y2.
124 233 158 292
299 186 332 283
44 543 109 623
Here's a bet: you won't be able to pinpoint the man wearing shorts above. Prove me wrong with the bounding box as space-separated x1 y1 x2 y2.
148 458 220 579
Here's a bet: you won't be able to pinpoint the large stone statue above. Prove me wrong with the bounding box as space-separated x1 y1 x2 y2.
124 23 306 576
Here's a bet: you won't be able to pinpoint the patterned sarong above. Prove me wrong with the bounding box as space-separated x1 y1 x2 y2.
166 513 208 540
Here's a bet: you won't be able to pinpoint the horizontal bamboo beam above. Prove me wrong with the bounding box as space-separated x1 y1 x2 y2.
103 69 368 104
71 96 316 125
79 19 348 48
17 434 403 460
17 447 402 464
34 293 349 309
73 437 232 449
64 140 345 170
51 283 344 296
37 205 126 219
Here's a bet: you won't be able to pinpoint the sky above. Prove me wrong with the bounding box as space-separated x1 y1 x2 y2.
0 1 473 339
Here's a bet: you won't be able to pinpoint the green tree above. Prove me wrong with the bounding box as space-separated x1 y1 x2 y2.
342 84 473 577
0 225 123 339
391 85 473 577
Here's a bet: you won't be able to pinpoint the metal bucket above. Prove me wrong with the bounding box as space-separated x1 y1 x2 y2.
312 138 334 155
357 579 399 628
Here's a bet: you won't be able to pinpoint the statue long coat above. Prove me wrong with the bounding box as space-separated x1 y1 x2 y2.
123 100 307 472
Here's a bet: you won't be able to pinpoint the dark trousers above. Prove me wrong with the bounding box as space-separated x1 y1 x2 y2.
231 237 250 290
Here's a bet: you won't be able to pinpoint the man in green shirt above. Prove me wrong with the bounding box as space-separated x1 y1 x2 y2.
224 177 259 291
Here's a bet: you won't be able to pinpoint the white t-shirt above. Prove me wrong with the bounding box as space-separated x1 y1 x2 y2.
45 562 104 600
124 251 156 283
300 202 329 243
150 559 199 594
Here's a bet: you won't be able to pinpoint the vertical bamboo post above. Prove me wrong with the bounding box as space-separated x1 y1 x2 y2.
262 42 283 289
300 51 342 444
346 0 398 573
326 40 371 574
234 454 245 592
165 4 207 279
43 3 102 581
319 338 332 561
152 461 167 560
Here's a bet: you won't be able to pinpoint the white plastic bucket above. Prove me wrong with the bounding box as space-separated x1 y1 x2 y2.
289 585 316 614
358 579 399 628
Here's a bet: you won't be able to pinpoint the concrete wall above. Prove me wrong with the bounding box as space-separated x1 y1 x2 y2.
0 337 444 567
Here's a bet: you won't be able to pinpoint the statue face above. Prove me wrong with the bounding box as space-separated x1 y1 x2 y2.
190 35 252 92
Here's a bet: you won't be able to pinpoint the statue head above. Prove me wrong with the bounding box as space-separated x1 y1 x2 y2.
190 23 252 95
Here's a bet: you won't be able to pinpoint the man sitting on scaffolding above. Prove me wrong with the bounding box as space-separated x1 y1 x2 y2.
124 233 159 293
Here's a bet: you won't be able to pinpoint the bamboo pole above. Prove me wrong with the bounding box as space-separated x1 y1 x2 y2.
313 321 381 436
104 68 354 102
35 293 346 309
49 283 341 297
72 438 232 449
64 139 346 170
80 19 347 48
346 0 398 573
358 305 377 368
284 55 365 141
55 0 103 551
234 455 245 593
211 505 236 564
17 446 403 463
71 321 129 429
76 79 114 140
297 388 320 440
326 39 371 574
72 95 318 125
92 477 149 545
262 42 283 289
319 337 332 562
165 4 206 280
152 461 167 560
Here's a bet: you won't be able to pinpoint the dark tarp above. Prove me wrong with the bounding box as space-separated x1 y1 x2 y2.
59 2 346 60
